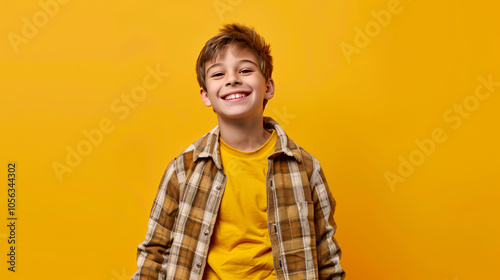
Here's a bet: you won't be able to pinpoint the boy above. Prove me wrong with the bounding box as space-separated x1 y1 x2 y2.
132 23 345 280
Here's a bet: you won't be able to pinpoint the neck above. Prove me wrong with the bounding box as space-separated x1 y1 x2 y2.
217 115 272 152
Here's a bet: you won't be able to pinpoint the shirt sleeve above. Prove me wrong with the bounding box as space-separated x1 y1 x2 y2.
310 157 346 280
131 158 180 280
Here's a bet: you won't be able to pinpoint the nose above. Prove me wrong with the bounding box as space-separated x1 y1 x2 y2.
225 72 241 86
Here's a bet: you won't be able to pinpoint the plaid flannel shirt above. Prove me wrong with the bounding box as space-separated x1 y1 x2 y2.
132 116 346 280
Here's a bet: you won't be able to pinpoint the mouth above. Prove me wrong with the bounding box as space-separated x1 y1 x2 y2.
220 91 251 102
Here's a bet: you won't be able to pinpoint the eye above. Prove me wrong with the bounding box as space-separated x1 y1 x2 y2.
241 69 253 74
211 72 223 77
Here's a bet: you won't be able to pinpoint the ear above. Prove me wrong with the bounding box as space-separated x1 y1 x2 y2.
200 87 212 107
264 78 275 100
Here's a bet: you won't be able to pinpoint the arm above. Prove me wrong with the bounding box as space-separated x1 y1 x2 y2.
131 158 180 280
310 157 346 280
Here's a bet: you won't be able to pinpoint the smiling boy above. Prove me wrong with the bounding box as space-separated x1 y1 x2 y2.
132 23 346 280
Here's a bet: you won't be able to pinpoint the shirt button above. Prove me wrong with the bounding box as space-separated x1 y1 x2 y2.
196 263 202 268
204 229 209 235
215 184 221 190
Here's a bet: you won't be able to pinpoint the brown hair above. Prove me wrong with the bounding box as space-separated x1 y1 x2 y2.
196 23 273 109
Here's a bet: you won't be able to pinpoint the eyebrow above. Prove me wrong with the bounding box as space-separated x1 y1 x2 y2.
206 59 259 75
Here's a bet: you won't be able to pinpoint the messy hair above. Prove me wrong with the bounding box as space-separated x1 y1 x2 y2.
196 23 273 109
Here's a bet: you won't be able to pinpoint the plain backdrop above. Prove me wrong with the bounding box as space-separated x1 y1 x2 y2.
1 0 499 279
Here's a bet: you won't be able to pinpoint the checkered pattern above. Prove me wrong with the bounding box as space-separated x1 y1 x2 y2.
131 116 345 280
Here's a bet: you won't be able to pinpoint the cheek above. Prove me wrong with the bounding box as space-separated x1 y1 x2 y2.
207 81 221 92
250 77 266 90
205 83 218 95
207 87 222 100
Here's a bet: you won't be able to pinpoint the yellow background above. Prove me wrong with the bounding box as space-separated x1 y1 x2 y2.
1 0 499 279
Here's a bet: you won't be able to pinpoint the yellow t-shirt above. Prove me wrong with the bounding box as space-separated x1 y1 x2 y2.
203 129 278 280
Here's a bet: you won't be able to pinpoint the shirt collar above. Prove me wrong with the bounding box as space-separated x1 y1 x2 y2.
191 116 303 170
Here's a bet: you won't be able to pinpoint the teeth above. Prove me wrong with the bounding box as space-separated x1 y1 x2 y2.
224 93 247 100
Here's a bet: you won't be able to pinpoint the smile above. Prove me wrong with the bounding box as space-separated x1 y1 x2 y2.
222 92 250 102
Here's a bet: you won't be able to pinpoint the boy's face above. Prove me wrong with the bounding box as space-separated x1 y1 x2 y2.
200 44 274 120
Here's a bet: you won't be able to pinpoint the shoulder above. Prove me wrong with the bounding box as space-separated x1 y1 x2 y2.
295 144 324 181
266 116 323 174
277 126 317 165
283 135 329 189
167 130 215 172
